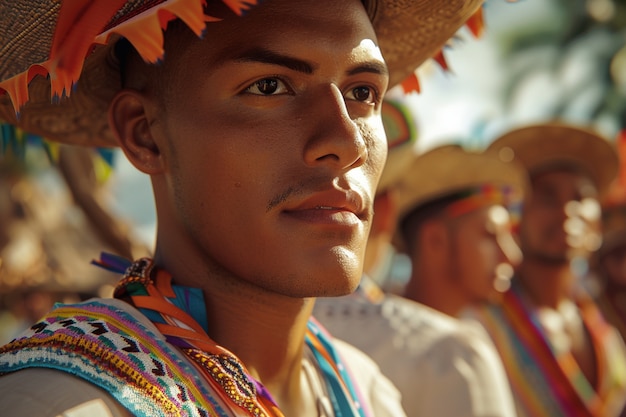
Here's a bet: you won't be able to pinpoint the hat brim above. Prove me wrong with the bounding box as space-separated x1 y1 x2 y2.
0 0 483 147
395 144 529 220
487 122 619 197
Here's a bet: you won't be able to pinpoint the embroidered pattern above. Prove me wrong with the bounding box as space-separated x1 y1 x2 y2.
1 254 374 417
185 349 269 417
0 301 225 417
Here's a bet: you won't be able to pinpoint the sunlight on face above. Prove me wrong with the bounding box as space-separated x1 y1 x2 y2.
564 197 602 252
485 205 522 293
488 205 510 228
352 39 385 63
487 205 523 267
494 263 514 293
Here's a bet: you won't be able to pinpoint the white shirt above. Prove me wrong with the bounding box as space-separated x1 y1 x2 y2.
314 292 517 417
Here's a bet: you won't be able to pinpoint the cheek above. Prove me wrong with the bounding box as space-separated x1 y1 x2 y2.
455 233 483 271
520 213 544 240
357 118 387 187
466 237 499 273
170 141 266 232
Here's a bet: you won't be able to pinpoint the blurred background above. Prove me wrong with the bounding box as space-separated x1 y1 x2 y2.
0 0 624 343
406 0 626 151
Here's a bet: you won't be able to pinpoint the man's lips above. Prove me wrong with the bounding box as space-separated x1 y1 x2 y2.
282 189 367 224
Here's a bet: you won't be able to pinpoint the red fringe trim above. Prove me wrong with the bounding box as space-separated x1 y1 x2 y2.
0 0 261 115
465 8 485 38
401 73 420 94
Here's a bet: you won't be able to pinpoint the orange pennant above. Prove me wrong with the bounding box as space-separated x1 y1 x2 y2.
433 49 450 72
49 1 127 98
401 72 420 94
465 7 485 38
221 0 262 15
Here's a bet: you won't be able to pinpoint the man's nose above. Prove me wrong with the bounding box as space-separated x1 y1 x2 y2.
498 229 523 267
302 84 368 170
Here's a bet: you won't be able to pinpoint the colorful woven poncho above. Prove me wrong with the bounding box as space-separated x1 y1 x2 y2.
0 254 375 417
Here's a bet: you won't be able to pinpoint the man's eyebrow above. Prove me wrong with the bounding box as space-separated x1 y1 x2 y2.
347 61 389 78
234 47 315 74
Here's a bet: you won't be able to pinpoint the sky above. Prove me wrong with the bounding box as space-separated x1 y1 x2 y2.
393 0 624 151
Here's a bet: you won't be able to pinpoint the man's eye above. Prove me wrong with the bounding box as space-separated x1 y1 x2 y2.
346 86 376 103
245 78 289 95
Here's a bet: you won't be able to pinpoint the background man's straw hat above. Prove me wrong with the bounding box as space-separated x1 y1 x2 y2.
487 122 619 197
0 0 484 147
395 144 529 220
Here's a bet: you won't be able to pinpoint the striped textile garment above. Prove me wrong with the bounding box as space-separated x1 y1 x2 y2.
0 255 374 417
471 281 626 417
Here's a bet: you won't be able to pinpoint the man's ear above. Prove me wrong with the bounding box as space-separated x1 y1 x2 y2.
108 90 163 175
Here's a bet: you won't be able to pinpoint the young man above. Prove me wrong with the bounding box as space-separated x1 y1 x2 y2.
397 144 525 317
315 142 525 416
470 122 626 417
0 0 485 416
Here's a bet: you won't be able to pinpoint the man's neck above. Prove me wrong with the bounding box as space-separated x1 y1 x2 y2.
152 249 315 415
206 290 316 415
517 259 576 309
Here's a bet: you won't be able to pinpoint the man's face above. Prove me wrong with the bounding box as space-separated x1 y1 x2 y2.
143 0 388 297
519 169 601 263
449 205 520 304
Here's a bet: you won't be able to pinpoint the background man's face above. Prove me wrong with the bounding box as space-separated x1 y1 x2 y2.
519 169 600 263
449 205 519 304
601 245 626 287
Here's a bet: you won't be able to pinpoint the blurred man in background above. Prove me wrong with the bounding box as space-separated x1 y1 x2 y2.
470 122 626 417
396 144 525 318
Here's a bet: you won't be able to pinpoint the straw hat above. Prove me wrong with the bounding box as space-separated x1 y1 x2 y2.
0 0 484 147
487 122 619 197
395 144 529 220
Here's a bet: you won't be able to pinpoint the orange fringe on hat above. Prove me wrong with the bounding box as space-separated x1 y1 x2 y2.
0 0 259 113
2 1 490 112
401 7 485 94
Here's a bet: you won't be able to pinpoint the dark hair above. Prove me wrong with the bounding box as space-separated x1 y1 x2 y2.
399 190 473 252
113 37 133 89
113 17 201 91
